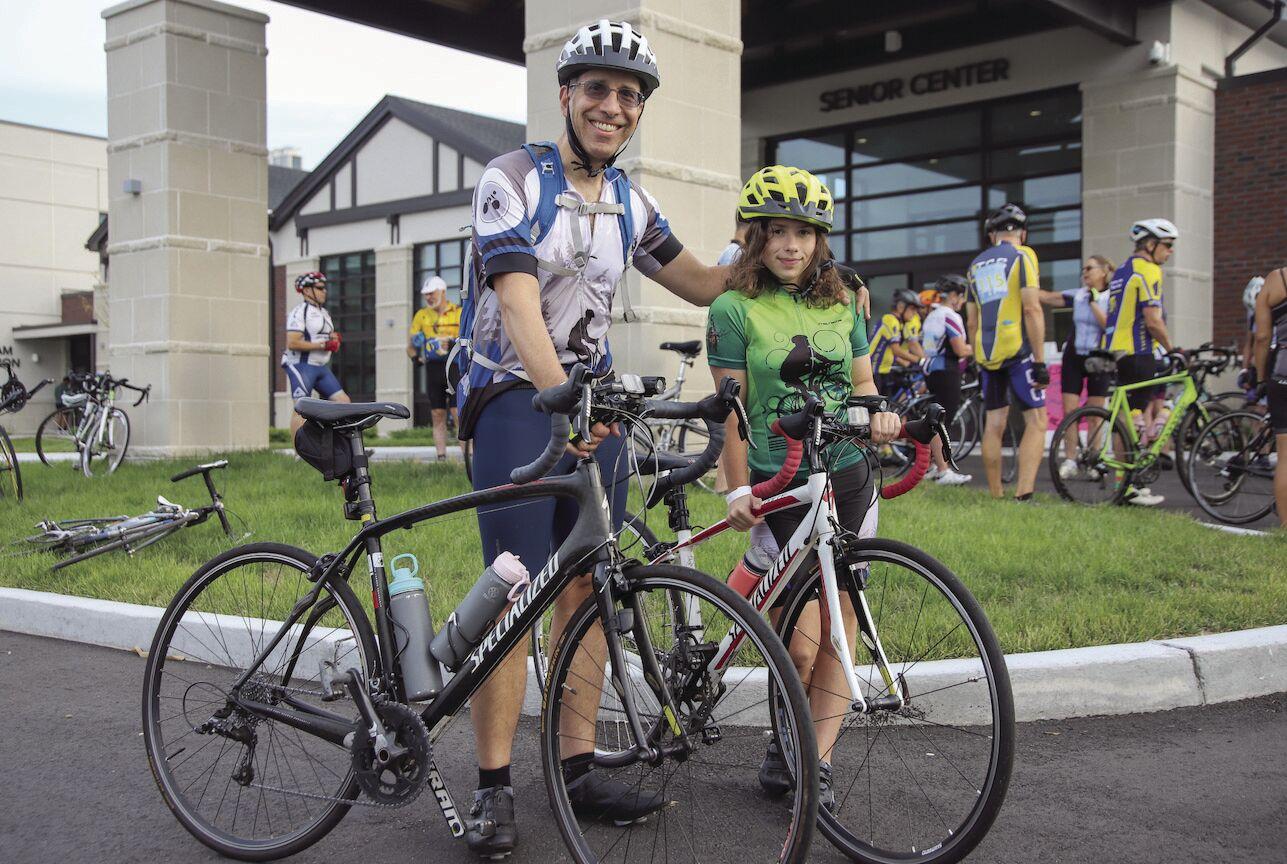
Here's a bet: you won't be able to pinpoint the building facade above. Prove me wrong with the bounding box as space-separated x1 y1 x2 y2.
0 121 107 434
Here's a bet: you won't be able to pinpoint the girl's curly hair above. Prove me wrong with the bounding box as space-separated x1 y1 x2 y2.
725 219 850 308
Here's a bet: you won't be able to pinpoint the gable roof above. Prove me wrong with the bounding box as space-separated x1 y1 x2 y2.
268 95 524 231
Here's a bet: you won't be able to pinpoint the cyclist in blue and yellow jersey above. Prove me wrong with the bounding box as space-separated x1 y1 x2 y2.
1101 218 1179 506
966 203 1048 500
868 289 923 395
902 297 925 363
708 164 899 813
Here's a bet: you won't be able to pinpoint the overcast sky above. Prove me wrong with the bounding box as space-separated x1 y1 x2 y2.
0 0 527 168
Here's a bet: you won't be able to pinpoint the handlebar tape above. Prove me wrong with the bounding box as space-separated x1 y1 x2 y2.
510 413 571 485
880 430 931 499
645 420 726 507
751 420 803 499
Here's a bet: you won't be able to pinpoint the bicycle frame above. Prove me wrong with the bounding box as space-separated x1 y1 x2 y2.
1093 369 1201 470
641 467 901 714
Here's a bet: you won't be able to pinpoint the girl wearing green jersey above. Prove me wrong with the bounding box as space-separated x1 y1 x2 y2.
706 165 901 808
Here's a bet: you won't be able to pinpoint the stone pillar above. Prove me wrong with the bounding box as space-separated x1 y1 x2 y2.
375 244 414 433
524 1 741 396
103 0 269 455
1081 67 1215 350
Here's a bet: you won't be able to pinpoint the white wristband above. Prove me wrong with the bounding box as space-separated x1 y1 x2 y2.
726 485 752 504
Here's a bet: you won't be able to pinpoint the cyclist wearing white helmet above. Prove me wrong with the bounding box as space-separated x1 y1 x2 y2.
408 275 462 460
453 20 870 855
1101 217 1179 505
283 271 349 434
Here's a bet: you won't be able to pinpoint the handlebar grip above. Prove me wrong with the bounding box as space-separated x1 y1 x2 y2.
881 439 931 499
510 413 571 484
752 420 803 498
901 416 937 446
532 364 589 416
645 418 726 507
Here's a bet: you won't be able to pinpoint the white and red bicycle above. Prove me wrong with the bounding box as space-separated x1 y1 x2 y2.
534 385 1015 864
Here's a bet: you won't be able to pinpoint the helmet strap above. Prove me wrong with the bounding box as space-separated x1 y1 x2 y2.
563 103 644 179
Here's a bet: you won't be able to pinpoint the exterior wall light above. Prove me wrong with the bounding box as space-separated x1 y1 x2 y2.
123 179 142 196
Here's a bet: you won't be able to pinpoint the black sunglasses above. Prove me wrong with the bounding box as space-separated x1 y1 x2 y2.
569 80 647 109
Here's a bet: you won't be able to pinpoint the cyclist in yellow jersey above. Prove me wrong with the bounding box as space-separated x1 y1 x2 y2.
1101 218 1179 506
965 203 1048 500
407 275 463 460
868 289 923 394
901 308 925 363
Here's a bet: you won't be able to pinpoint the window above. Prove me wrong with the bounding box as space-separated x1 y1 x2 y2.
320 250 376 402
413 239 468 306
769 88 1083 287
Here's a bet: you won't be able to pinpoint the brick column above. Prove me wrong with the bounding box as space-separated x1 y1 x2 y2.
524 1 741 396
103 0 269 455
375 244 414 433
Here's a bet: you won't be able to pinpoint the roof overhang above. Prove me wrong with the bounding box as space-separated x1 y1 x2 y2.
11 322 99 340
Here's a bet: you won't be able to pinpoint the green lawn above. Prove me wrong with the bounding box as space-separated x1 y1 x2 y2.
1 451 1283 655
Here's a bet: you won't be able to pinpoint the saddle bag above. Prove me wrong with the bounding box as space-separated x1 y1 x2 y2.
294 421 354 482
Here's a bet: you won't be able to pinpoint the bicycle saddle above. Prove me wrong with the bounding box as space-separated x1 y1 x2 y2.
659 340 702 357
294 398 410 427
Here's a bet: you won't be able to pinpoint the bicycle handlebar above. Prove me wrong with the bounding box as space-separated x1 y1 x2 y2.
169 459 229 483
640 376 739 505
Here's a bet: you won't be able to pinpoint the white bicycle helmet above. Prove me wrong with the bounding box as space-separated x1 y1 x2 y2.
1129 218 1179 243
557 20 660 95
1242 276 1265 313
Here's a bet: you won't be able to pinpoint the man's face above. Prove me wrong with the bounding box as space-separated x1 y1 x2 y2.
1153 241 1174 266
426 290 445 310
560 69 645 165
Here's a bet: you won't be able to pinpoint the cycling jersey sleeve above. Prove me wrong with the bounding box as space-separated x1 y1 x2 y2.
472 152 537 285
629 182 683 276
286 303 306 334
1019 245 1040 289
850 303 870 357
1060 290 1076 307
705 292 748 369
1139 273 1162 307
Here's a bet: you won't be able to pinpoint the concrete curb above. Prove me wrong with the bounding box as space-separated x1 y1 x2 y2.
2 587 1284 721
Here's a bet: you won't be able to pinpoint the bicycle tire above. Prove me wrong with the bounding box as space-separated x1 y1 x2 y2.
0 425 21 502
1048 406 1134 505
1174 402 1226 497
51 519 182 570
142 542 376 861
540 563 819 864
956 397 981 462
772 538 1014 864
1186 411 1277 525
81 406 130 477
530 509 659 695
36 407 80 466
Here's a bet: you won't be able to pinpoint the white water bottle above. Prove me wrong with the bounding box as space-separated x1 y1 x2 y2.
430 552 529 671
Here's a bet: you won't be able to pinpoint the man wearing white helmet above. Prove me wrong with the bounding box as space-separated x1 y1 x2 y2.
1102 218 1179 506
452 20 871 856
407 275 461 460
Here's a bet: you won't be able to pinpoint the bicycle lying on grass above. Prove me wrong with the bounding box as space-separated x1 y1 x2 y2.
0 361 52 503
14 461 237 569
533 385 1015 864
142 366 822 863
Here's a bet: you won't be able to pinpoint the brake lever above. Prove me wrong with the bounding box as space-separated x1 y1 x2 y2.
732 396 754 449
936 421 960 473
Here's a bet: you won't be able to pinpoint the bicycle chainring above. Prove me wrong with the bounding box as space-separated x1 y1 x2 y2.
1134 461 1161 486
349 702 431 807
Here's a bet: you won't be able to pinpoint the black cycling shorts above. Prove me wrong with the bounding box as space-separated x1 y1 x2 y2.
926 368 962 425
1269 380 1287 434
749 461 877 609
1061 348 1112 398
1116 354 1162 412
423 361 451 410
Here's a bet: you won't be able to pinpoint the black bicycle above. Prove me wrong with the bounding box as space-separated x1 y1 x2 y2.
142 365 820 863
0 361 52 502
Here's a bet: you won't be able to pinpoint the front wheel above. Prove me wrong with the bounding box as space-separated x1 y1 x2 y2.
142 543 377 860
1048 406 1134 505
0 426 22 502
1186 411 1277 525
541 563 819 864
775 539 1014 864
36 407 80 466
82 407 130 476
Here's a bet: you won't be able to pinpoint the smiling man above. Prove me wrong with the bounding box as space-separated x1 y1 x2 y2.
451 20 742 858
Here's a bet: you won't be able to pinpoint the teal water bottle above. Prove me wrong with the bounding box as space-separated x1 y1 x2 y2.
387 554 443 700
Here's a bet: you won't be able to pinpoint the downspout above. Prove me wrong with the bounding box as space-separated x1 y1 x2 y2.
1225 0 1284 78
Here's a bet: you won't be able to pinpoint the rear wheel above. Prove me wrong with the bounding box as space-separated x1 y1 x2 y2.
81 407 130 476
1175 402 1225 496
1186 411 1276 525
0 426 22 502
142 543 376 860
1048 406 1134 505
541 563 819 864
36 407 81 466
773 539 1013 864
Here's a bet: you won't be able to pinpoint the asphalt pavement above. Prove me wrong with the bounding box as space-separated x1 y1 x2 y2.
1 631 1284 864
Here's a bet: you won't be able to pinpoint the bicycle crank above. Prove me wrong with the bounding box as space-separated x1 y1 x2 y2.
349 701 432 807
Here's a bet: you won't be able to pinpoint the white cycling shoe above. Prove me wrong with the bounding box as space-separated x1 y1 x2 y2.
1058 458 1078 480
935 469 972 486
1124 486 1164 506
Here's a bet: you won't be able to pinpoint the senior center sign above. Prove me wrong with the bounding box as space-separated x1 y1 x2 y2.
819 58 1010 112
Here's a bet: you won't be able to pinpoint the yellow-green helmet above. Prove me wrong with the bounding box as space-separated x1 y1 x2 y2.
737 165 834 233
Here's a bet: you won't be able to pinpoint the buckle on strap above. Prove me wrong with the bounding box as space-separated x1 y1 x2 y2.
555 193 625 217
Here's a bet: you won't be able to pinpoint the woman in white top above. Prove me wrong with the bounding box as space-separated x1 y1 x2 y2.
920 274 974 484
